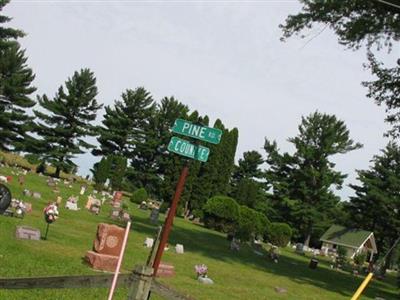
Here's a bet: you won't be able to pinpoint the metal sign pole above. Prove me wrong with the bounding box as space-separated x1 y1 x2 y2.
152 163 189 275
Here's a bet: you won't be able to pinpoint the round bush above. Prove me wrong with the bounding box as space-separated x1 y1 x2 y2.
268 222 292 247
236 206 270 241
130 188 148 204
203 196 239 233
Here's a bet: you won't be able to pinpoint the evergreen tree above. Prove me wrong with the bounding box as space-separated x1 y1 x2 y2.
35 69 102 177
280 0 400 137
91 156 111 191
265 111 362 246
94 87 155 157
230 151 265 209
109 155 127 191
94 87 156 191
155 103 193 202
232 151 264 181
0 0 36 151
346 142 400 266
190 120 239 211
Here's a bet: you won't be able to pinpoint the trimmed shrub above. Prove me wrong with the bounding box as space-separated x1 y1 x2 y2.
203 196 240 233
236 206 269 241
130 188 148 204
267 222 292 247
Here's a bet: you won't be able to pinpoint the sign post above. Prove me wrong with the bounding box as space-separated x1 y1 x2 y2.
152 163 189 275
151 119 222 277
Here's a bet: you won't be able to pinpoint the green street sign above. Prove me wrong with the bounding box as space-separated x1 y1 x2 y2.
172 119 222 144
168 136 210 162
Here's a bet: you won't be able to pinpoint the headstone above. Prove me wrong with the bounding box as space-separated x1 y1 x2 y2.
32 192 41 199
321 246 329 256
18 176 25 185
23 189 32 197
144 237 154 248
15 226 41 240
85 196 95 209
80 185 86 195
157 263 175 277
295 243 304 254
24 202 32 213
121 212 131 222
0 176 7 183
230 238 240 251
110 208 121 220
65 200 78 210
198 276 214 284
274 287 287 294
56 196 62 206
113 191 123 203
90 205 100 215
149 208 159 224
175 244 184 254
85 250 118 272
93 223 125 256
112 201 121 208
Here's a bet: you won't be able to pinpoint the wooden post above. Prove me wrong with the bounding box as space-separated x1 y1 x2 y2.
146 227 162 267
127 265 154 300
152 164 189 275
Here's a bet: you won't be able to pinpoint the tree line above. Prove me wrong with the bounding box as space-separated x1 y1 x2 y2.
1 0 399 270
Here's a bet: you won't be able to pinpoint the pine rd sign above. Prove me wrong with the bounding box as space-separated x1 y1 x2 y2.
167 136 210 162
171 119 222 144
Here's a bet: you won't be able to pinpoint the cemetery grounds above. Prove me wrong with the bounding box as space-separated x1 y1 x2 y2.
0 165 398 300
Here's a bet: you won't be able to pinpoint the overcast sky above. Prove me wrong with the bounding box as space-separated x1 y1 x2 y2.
6 0 399 200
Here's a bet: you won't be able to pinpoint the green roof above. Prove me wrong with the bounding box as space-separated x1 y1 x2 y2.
320 225 372 249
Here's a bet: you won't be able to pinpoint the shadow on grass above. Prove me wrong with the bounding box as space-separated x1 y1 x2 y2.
132 213 397 300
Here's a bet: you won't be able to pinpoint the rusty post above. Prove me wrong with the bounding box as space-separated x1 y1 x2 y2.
152 164 189 275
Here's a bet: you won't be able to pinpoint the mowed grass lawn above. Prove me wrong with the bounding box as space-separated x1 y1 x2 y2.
0 166 398 300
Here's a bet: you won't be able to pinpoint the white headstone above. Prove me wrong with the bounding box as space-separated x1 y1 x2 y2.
144 237 154 248
198 276 214 284
65 201 78 210
175 244 184 254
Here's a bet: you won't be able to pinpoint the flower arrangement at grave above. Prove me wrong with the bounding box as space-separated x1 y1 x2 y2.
195 264 208 278
43 202 59 223
194 264 214 284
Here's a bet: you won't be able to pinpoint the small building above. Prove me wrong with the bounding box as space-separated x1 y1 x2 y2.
320 225 377 261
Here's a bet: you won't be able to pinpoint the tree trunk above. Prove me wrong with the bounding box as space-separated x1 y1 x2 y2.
55 166 61 178
304 227 312 247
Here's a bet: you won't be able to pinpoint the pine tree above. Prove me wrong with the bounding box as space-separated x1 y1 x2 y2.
94 87 156 191
346 142 400 266
155 99 190 202
190 120 239 211
94 87 155 157
280 0 400 137
91 156 112 191
0 0 36 151
34 69 102 177
109 155 127 191
265 112 362 246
